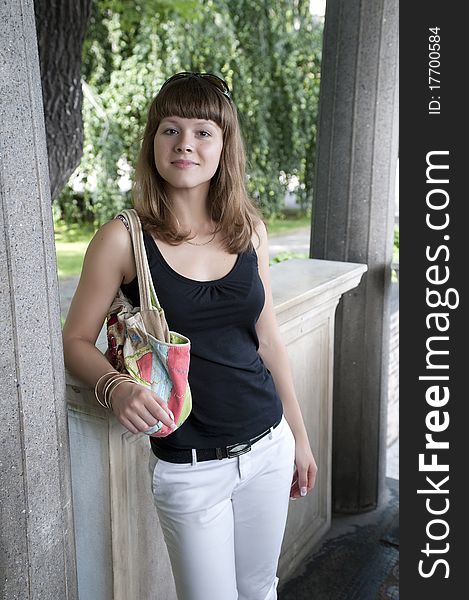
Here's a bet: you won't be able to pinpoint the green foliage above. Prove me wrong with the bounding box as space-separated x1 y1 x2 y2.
394 225 399 253
56 0 323 226
391 224 399 263
54 216 95 243
270 251 308 266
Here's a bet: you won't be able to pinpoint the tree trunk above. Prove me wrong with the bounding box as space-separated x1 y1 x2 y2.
34 0 92 200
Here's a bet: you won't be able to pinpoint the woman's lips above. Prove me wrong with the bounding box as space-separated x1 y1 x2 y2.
171 160 197 168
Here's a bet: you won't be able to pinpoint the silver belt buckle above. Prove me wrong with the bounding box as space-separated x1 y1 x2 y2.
226 441 252 458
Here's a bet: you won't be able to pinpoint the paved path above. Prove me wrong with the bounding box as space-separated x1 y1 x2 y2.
279 477 399 599
267 227 310 258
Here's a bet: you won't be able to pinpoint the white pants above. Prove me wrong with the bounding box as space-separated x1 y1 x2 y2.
148 415 296 600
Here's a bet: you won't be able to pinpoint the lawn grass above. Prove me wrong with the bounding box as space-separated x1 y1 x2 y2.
54 213 312 279
55 239 91 278
55 216 399 279
54 222 94 278
265 213 311 236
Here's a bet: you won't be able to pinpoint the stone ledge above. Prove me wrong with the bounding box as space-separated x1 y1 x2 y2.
270 258 367 323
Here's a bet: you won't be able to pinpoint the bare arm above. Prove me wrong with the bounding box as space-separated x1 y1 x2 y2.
62 218 176 433
253 221 317 497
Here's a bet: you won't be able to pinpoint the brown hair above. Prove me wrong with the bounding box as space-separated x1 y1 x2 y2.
132 74 262 253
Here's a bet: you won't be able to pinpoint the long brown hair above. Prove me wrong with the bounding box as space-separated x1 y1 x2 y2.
132 73 262 253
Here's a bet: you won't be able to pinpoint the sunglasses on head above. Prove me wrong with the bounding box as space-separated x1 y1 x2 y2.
159 72 232 100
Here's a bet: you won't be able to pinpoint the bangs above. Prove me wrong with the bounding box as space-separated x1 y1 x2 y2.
154 78 230 131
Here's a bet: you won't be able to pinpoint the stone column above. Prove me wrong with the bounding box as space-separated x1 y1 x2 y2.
0 1 78 597
311 0 398 512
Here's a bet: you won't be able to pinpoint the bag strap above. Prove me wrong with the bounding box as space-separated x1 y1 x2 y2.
117 208 161 310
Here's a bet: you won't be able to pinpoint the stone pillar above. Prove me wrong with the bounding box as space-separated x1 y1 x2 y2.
311 0 398 512
0 1 78 597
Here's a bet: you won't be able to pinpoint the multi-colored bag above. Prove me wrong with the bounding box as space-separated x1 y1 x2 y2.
105 208 192 436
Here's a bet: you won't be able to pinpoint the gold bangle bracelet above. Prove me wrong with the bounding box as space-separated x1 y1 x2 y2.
103 374 135 409
94 372 118 408
105 377 137 409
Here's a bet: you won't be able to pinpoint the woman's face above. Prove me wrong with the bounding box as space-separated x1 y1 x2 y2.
154 116 223 193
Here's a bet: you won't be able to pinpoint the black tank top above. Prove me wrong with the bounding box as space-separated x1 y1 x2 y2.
120 232 283 450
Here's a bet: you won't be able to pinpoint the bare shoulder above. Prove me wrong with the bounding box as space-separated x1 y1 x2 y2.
251 218 268 250
89 217 131 249
85 217 136 283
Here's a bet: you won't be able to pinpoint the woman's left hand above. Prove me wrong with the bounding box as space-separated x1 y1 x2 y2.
290 440 318 499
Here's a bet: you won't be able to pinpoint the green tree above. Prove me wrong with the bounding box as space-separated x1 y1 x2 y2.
55 0 323 226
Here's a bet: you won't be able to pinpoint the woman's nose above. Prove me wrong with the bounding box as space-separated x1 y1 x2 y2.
175 134 193 153
176 144 192 153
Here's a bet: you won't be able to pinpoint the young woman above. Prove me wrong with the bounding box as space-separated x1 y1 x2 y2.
63 72 317 600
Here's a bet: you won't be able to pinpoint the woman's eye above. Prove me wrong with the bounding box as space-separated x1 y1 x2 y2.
161 128 211 137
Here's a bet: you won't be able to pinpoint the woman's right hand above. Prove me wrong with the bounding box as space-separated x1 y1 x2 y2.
110 380 177 434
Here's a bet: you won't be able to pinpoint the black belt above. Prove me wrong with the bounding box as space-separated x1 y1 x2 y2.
152 418 282 464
